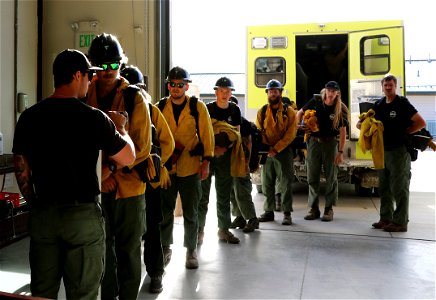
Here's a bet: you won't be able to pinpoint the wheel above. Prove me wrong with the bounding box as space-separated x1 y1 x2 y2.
256 184 263 193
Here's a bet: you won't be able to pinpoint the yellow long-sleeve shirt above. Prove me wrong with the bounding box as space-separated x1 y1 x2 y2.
159 95 214 177
138 90 176 189
139 90 175 168
256 102 297 152
86 77 152 199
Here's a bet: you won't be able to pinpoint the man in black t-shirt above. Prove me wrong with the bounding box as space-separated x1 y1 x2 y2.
358 74 426 232
199 77 242 244
12 49 135 300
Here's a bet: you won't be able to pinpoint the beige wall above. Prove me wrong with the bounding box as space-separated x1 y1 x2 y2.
0 0 159 192
0 0 37 154
0 1 161 154
42 0 148 98
0 0 15 153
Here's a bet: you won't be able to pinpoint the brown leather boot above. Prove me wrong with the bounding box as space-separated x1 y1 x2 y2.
218 229 240 244
372 220 391 229
185 249 199 269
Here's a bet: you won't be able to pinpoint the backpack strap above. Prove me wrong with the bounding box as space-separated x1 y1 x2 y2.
260 104 268 130
157 97 168 112
189 96 201 143
123 85 141 120
148 103 153 121
282 103 289 118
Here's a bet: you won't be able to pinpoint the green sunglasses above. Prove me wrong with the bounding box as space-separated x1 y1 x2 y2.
98 62 120 71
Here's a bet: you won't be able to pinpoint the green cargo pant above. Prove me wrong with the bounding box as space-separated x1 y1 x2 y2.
306 138 338 209
261 146 294 212
160 173 201 251
378 145 411 225
199 150 233 229
230 174 257 220
29 202 105 300
100 193 145 300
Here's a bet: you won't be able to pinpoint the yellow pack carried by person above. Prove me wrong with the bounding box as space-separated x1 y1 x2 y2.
303 109 319 141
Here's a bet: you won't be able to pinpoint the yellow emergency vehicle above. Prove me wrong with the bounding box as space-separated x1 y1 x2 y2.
246 20 405 195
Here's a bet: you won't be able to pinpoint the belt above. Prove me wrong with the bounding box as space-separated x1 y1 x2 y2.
34 196 99 207
310 136 336 143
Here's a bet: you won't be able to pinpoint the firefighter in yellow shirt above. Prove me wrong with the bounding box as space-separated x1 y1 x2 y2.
86 33 152 300
121 65 175 294
158 67 214 269
256 79 297 225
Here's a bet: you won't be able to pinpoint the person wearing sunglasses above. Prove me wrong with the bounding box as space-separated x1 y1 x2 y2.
12 49 136 300
159 66 214 270
121 65 175 294
86 33 152 300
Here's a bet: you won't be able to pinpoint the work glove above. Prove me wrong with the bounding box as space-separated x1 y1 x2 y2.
146 156 157 181
160 166 171 189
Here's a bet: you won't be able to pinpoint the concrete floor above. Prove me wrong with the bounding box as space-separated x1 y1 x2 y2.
0 152 435 299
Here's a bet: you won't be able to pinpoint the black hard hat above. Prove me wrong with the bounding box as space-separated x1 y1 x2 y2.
88 33 125 65
214 77 235 91
120 65 144 84
166 66 191 82
325 81 340 91
265 79 283 93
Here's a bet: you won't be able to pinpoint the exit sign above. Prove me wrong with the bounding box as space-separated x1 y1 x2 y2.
75 32 97 52
79 34 96 48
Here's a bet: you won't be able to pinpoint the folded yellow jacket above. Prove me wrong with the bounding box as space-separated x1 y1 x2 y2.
358 109 384 169
212 119 247 177
303 109 319 142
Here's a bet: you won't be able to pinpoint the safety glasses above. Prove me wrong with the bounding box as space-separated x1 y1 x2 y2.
97 62 121 71
169 82 186 88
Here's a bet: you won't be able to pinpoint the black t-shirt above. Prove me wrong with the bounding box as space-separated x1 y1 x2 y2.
302 98 348 137
207 101 242 126
13 97 127 203
207 101 242 147
373 95 417 149
172 100 187 125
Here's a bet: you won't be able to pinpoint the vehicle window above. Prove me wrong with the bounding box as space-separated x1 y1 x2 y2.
255 57 285 87
360 35 390 75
